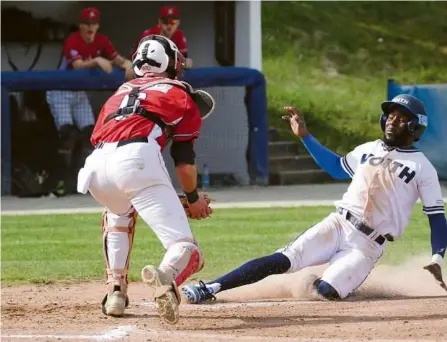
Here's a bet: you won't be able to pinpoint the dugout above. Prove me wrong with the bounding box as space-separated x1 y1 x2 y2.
1 1 266 196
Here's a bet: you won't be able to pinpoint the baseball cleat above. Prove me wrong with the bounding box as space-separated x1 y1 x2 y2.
141 265 180 325
101 285 129 317
182 280 216 304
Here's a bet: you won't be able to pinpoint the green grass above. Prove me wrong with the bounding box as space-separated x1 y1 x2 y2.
1 206 434 286
262 2 447 154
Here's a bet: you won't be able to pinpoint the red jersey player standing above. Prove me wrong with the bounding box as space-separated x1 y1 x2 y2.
77 35 215 324
46 7 133 192
130 5 193 68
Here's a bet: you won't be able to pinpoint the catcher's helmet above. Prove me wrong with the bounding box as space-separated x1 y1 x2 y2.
132 34 184 79
380 94 428 141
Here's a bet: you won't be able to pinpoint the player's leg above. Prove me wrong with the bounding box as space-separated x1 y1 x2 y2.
82 150 137 317
46 90 78 191
182 212 342 304
182 253 291 304
316 224 384 300
112 141 204 324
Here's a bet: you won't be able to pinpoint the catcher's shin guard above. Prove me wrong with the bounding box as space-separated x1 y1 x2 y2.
160 241 204 287
101 208 138 316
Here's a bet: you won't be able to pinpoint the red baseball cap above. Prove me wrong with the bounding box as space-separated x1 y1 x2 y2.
80 7 100 23
159 5 179 18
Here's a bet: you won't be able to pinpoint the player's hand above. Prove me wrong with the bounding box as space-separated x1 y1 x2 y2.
423 262 447 292
187 193 212 220
282 106 309 138
95 57 113 74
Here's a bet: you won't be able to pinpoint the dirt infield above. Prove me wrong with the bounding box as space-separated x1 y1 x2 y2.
2 258 447 342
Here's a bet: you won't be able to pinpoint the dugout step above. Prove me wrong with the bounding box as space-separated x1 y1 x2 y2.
268 141 301 156
269 169 334 185
269 155 320 172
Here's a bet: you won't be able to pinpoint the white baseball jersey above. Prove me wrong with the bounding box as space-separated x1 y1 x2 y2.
335 139 445 239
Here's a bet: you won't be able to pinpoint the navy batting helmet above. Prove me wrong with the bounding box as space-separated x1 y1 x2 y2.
380 94 428 141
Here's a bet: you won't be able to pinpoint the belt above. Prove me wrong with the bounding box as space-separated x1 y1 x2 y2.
95 136 148 149
337 208 394 245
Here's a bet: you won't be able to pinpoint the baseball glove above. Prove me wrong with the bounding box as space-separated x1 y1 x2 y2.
178 191 213 219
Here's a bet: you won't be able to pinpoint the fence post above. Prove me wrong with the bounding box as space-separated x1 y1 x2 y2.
1 86 11 195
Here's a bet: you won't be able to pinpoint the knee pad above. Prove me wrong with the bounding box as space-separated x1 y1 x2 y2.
313 279 340 300
161 241 204 287
59 124 78 151
102 207 138 294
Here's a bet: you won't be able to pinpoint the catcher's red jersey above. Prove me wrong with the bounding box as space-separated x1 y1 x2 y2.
91 77 202 150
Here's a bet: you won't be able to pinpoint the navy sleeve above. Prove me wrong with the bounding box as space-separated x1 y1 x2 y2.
428 213 447 257
301 134 351 180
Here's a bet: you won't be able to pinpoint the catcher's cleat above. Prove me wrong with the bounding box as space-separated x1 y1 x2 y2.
141 265 181 325
182 280 217 304
101 284 129 317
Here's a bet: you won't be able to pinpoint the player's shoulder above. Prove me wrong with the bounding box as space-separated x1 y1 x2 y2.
134 78 188 96
142 27 159 36
95 32 112 44
64 31 81 44
173 29 186 38
412 150 438 174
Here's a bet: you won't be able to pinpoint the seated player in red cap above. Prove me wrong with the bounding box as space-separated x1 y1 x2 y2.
130 5 193 68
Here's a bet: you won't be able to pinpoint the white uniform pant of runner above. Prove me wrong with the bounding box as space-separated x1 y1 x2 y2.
277 211 385 298
82 138 192 248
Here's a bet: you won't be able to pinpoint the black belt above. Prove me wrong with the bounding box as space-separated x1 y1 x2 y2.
95 136 148 149
338 208 394 245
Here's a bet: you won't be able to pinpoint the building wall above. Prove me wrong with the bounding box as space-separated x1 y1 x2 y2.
2 1 259 188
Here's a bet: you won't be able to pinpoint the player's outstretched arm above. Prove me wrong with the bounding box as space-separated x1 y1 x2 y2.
282 106 350 180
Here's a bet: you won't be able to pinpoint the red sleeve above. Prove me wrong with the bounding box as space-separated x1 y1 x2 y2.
172 95 201 142
99 35 118 60
63 35 83 64
175 30 188 54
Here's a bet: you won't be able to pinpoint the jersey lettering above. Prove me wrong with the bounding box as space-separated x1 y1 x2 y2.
361 153 416 184
114 92 147 121
398 166 416 184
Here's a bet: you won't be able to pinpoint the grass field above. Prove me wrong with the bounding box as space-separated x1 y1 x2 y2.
262 2 447 153
1 206 433 286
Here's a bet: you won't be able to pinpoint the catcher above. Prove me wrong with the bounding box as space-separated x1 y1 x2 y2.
76 34 215 324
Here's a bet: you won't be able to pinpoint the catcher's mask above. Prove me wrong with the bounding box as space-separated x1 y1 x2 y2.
380 94 427 142
132 34 185 80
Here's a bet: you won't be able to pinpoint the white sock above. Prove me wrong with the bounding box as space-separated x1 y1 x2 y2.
207 283 221 294
106 232 129 270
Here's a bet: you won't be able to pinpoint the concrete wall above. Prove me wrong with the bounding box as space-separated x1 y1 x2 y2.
2 1 262 188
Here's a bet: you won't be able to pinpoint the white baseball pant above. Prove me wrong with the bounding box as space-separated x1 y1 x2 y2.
277 210 385 298
78 137 193 248
46 90 95 130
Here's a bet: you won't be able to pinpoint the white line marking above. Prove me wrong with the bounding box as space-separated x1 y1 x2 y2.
1 325 135 341
3 198 445 217
133 328 436 342
0 201 335 216
143 300 314 309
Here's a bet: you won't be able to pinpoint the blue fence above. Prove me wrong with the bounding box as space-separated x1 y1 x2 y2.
388 79 447 179
1 67 269 195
